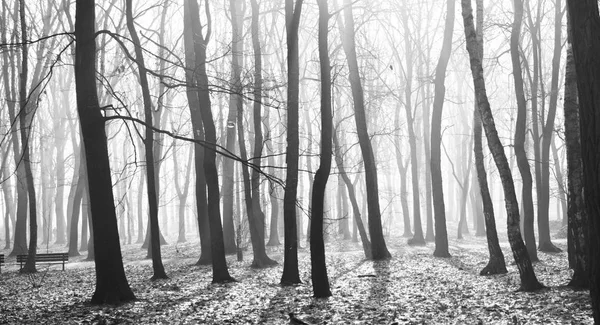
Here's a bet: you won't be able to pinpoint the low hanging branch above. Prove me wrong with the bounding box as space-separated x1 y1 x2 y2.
103 114 285 189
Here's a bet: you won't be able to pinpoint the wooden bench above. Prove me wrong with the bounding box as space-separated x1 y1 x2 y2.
17 253 69 271
0 254 4 273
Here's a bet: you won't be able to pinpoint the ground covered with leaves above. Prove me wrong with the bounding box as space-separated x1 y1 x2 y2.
0 232 592 324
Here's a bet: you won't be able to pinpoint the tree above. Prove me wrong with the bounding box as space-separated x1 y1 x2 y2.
186 0 234 283
430 0 455 257
125 0 167 280
340 0 390 260
220 0 243 256
183 0 212 266
562 29 587 288
510 0 538 262
333 129 372 259
461 0 543 292
470 0 506 276
564 1 600 318
281 0 304 286
17 0 38 274
309 0 333 298
75 0 135 304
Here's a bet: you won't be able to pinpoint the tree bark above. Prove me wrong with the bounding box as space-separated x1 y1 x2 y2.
340 0 390 260
75 0 135 303
511 0 538 262
125 0 168 280
281 0 303 285
562 21 588 288
309 0 333 298
565 1 600 318
187 0 234 283
461 0 543 291
430 0 455 257
182 1 212 266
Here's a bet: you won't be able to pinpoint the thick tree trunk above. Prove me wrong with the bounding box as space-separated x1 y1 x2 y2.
461 0 543 291
566 1 600 319
75 0 135 303
341 0 390 260
562 39 588 288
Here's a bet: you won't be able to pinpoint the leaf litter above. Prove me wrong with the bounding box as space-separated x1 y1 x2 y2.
0 235 592 324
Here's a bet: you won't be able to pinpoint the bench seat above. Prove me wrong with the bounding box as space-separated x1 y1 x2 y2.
17 253 69 271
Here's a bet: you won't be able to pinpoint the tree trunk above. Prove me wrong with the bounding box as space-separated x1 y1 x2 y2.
18 0 37 274
75 0 135 303
309 0 333 298
461 0 543 291
430 0 455 257
183 0 212 266
341 0 390 260
562 29 588 288
220 0 242 256
333 131 372 259
535 0 563 253
281 0 304 285
186 0 234 283
125 0 167 280
470 2 507 272
565 1 600 319
511 0 538 262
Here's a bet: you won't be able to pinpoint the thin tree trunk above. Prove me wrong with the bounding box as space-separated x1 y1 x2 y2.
340 0 390 260
281 0 304 285
430 0 455 257
125 0 167 280
187 0 234 282
182 0 211 265
511 0 538 262
461 0 543 291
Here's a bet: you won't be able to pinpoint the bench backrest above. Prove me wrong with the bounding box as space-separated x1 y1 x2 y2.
0 254 4 264
17 253 69 263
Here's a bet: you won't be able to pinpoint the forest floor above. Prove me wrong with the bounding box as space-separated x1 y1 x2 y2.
0 227 592 324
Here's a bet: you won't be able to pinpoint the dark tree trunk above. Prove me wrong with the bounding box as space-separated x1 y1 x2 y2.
18 0 37 274
565 3 600 317
470 5 507 273
309 0 333 298
430 0 455 258
510 0 538 262
125 0 168 280
281 0 303 286
341 0 390 260
461 0 543 292
75 0 135 303
562 18 588 288
182 1 212 266
187 0 234 283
